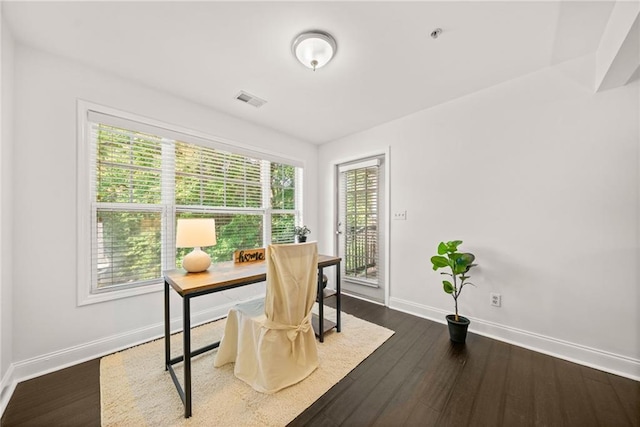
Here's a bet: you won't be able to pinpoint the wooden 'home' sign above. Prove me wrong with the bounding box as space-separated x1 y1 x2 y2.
234 248 265 264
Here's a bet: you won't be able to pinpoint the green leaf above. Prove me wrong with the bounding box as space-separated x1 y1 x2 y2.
460 253 475 264
431 255 449 270
437 242 448 255
443 280 454 294
446 240 463 252
448 253 464 274
450 252 474 275
449 252 463 262
459 253 476 274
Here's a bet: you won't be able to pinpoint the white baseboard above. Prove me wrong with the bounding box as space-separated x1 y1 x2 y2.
0 364 16 417
3 296 262 416
341 290 386 306
389 297 640 381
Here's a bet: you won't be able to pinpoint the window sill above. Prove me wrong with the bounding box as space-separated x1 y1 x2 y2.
77 281 163 306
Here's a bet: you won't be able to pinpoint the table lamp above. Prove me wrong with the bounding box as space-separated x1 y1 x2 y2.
176 218 217 273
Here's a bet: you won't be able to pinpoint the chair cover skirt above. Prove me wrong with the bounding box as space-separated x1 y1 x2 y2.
214 242 319 393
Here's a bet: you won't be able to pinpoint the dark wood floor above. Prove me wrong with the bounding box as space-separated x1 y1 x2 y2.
2 295 639 426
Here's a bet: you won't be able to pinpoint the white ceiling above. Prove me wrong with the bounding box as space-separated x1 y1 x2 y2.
2 1 616 144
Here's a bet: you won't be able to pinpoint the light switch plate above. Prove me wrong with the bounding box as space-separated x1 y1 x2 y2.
393 210 407 220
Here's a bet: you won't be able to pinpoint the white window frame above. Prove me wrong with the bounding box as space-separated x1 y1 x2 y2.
76 100 303 306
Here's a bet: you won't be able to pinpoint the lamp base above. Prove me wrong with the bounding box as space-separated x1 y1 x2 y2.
182 247 211 273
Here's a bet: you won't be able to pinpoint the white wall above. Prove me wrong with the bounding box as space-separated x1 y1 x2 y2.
10 45 318 380
319 55 639 379
0 11 15 409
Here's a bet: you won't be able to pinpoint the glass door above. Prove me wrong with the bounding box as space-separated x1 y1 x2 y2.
336 156 385 303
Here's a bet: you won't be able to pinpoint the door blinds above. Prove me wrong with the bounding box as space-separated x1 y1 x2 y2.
338 158 380 285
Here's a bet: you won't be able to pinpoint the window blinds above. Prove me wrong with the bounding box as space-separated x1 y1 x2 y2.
87 109 300 293
339 159 380 284
91 123 168 290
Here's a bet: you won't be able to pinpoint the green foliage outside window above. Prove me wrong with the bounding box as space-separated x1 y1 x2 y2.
175 212 263 267
96 126 162 204
271 163 295 210
270 163 297 243
97 211 162 288
175 142 262 208
93 122 300 290
272 213 295 244
95 126 164 288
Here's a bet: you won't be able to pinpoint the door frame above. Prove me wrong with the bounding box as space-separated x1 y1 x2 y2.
332 147 390 307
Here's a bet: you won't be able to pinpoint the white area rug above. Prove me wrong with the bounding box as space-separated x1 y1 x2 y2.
100 307 394 426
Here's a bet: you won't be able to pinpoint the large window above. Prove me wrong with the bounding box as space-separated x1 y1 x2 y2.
78 103 303 304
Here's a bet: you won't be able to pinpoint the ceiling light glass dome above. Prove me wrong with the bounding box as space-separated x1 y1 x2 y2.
292 31 337 71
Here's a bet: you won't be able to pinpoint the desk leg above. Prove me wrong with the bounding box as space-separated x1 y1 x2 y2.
164 280 170 370
183 296 192 418
336 263 341 332
318 267 324 343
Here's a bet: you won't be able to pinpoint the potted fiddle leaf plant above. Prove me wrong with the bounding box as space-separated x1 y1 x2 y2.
294 225 311 243
430 240 477 343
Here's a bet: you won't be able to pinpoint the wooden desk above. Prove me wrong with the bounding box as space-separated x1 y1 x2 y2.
164 254 341 418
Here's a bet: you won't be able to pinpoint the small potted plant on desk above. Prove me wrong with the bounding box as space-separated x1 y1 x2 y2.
430 240 478 343
294 225 311 243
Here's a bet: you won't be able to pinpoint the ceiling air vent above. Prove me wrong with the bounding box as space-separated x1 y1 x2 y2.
235 91 267 108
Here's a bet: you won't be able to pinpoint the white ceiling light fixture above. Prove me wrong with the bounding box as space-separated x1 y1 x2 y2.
292 30 337 71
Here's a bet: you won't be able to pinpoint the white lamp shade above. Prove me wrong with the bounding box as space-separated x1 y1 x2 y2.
176 218 217 248
293 31 337 70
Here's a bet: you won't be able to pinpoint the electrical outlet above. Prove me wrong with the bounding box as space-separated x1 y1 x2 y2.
393 210 407 220
490 293 502 307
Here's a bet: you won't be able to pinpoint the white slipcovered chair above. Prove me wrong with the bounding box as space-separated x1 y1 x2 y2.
213 242 319 393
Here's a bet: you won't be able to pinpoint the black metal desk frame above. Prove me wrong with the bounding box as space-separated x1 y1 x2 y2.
316 257 342 343
164 255 341 418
